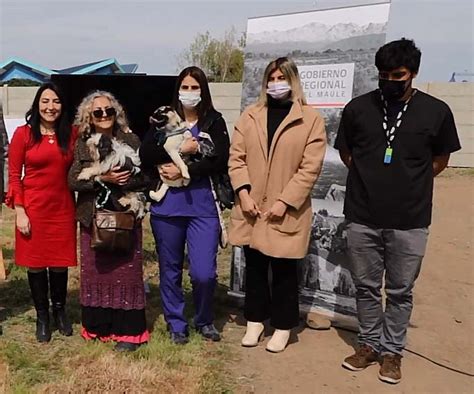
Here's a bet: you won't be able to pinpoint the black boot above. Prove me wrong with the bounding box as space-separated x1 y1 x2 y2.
27 270 51 342
49 269 73 336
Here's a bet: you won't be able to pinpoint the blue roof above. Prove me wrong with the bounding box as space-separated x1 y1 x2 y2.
0 57 58 77
121 64 139 73
70 58 124 74
0 57 138 81
57 60 109 74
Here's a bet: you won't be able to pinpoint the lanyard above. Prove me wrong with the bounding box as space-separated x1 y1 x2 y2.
380 89 417 164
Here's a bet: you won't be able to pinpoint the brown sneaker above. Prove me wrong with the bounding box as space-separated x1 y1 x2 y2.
342 345 378 371
379 354 402 384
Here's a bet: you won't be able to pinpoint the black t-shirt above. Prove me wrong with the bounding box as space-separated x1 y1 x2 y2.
335 89 461 229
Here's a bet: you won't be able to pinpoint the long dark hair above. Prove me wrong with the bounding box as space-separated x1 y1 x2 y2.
171 66 215 128
25 82 72 153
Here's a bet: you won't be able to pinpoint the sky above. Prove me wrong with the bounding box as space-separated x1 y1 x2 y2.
0 0 473 82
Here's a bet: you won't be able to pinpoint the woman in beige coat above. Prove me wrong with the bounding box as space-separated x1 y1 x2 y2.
229 57 326 352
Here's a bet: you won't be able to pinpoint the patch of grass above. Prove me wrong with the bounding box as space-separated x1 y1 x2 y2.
2 341 64 388
438 167 474 178
0 210 237 393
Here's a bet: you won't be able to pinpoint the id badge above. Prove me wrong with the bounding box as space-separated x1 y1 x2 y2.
384 147 393 164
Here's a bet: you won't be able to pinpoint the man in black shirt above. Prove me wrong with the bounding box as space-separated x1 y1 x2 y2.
335 39 461 384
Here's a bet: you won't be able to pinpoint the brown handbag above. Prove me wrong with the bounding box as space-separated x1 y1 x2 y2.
90 208 136 253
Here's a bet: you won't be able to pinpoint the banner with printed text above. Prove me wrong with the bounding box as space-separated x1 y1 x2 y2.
230 2 391 329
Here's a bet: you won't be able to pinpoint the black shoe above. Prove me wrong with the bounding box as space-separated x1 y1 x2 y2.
49 270 73 336
28 270 52 343
197 324 221 342
52 308 73 336
36 309 52 343
170 332 189 345
114 341 141 352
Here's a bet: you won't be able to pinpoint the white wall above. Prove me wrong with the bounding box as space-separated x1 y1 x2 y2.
209 82 242 135
1 86 38 118
414 83 474 167
2 82 473 167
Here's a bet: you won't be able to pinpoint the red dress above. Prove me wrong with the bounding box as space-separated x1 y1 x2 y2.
6 125 77 268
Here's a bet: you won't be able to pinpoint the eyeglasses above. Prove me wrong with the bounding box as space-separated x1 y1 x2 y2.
92 107 116 119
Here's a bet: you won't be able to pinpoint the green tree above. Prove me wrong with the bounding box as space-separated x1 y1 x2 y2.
179 27 245 82
1 78 42 87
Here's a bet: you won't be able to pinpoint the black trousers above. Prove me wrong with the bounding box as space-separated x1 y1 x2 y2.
243 247 299 330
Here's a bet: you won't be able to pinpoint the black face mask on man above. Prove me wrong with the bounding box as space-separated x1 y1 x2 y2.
378 78 411 101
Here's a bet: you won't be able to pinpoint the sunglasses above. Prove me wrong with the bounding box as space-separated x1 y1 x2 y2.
92 107 116 119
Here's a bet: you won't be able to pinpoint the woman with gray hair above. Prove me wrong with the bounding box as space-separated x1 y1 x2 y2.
68 90 149 352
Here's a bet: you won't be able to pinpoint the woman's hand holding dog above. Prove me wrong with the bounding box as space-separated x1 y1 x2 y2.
159 163 182 181
100 166 131 185
15 206 31 236
179 138 199 155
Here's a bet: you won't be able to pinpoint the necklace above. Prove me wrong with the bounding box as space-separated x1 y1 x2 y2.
40 127 56 144
380 89 417 164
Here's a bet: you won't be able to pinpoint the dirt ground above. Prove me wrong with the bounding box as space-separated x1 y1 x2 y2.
222 171 474 393
0 171 472 393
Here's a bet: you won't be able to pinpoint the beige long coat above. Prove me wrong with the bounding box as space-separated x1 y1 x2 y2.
228 101 327 259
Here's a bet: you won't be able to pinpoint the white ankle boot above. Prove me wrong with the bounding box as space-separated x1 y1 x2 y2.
265 329 290 353
241 321 264 347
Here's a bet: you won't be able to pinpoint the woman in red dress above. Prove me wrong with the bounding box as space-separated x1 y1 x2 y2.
6 82 77 342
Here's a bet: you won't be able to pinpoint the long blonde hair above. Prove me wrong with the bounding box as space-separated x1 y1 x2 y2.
74 90 129 138
257 57 306 106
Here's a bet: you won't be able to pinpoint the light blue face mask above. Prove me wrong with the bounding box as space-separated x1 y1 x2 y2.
267 81 291 100
179 90 202 108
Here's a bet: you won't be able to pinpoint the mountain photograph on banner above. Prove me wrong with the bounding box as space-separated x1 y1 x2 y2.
246 21 386 55
232 2 391 329
241 2 391 110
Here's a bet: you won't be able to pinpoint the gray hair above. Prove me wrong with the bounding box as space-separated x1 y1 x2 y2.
74 90 129 138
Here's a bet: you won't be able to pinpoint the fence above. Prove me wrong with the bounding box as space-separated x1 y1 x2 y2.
2 82 472 167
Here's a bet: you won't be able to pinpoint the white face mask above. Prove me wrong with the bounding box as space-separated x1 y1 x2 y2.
267 81 291 100
179 90 201 108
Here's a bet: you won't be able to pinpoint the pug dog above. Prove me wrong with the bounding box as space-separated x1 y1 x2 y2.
148 106 194 202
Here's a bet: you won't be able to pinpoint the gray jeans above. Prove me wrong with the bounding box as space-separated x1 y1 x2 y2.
346 222 429 355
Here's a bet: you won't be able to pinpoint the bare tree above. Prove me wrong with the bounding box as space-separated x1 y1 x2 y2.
179 27 245 82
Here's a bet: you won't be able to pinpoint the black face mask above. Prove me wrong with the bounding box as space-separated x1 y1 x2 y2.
378 78 410 101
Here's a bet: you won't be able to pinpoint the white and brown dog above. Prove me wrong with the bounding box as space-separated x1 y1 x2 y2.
78 133 146 219
148 106 193 202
